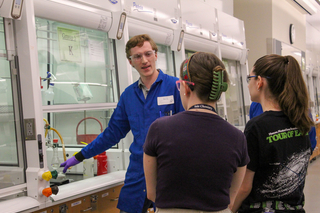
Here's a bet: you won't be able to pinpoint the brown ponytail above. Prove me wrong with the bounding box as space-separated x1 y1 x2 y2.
253 54 314 135
278 55 313 135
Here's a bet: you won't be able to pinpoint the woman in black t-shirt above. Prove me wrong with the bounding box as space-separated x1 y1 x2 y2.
232 54 314 213
144 52 250 212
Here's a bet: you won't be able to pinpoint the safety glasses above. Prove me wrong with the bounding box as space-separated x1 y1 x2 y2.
129 50 155 62
176 80 195 91
246 75 257 83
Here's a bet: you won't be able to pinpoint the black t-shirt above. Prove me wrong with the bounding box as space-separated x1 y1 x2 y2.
144 111 249 211
239 111 311 212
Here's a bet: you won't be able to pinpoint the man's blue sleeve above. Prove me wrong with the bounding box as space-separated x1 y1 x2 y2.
81 96 130 159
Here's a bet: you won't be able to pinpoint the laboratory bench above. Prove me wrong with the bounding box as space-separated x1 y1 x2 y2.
1 171 125 213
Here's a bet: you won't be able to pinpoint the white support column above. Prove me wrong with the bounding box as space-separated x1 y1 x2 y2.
308 74 315 114
173 42 185 77
14 0 48 202
113 17 133 170
241 62 251 123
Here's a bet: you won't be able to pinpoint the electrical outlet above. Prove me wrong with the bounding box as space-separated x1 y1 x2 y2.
24 118 36 140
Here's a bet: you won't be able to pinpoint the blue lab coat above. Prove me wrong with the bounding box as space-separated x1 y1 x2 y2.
81 70 184 213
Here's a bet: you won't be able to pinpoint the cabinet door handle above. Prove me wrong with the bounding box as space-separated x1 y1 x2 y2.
81 207 93 212
110 198 119 201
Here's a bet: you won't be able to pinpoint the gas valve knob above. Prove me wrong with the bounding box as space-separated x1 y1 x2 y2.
41 171 52 181
42 185 59 197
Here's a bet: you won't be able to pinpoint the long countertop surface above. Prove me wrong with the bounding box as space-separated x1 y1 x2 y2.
0 170 126 213
51 170 126 201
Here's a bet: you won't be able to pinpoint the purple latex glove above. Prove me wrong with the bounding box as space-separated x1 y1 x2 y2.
60 156 80 173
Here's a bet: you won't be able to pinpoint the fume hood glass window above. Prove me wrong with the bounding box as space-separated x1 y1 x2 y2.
157 44 175 76
182 50 197 77
44 109 116 180
132 43 175 82
313 76 319 115
217 59 245 128
35 17 119 106
281 42 303 68
0 19 25 190
43 109 114 147
185 50 196 59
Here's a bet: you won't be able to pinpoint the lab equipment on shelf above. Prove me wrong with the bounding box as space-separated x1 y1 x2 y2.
83 157 94 179
97 151 108 175
76 117 103 145
45 83 55 102
43 118 67 161
51 139 60 171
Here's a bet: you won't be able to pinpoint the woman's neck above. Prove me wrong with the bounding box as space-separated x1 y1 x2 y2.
187 98 217 114
261 99 281 112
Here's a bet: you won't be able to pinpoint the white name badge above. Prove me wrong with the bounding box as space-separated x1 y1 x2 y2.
157 95 174 106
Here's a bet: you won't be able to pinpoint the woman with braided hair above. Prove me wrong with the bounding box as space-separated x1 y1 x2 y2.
143 52 249 213
232 54 314 213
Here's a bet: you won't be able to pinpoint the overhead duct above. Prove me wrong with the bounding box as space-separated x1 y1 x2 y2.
289 0 317 15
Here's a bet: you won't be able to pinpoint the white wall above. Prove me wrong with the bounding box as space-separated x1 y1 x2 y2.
234 0 306 69
234 0 272 69
272 0 306 52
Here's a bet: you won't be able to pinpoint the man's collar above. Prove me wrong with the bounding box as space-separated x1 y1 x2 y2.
138 69 164 88
138 78 145 89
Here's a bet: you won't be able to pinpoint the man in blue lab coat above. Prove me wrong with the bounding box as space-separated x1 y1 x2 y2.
249 101 317 151
60 34 184 213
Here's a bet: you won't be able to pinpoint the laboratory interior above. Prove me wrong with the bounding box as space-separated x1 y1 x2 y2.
0 0 320 212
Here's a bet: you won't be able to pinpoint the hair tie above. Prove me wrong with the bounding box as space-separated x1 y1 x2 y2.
284 56 289 64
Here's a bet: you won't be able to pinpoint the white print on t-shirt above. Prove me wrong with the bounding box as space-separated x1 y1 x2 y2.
266 128 304 143
259 149 309 198
268 127 298 136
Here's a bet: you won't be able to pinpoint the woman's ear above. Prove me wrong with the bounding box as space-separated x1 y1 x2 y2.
257 76 265 90
183 82 191 96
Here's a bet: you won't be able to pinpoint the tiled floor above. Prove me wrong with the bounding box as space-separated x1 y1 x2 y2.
304 157 320 212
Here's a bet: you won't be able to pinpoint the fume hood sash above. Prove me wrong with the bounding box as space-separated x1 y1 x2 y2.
33 0 112 32
123 0 180 30
220 43 247 65
217 10 246 50
181 0 218 42
128 17 174 46
183 33 219 55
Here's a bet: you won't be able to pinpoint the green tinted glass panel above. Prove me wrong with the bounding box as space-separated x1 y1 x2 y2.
215 59 245 129
43 109 115 147
36 17 119 105
0 19 25 190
